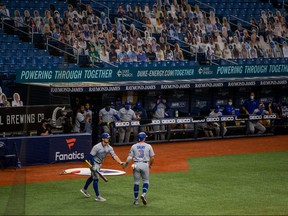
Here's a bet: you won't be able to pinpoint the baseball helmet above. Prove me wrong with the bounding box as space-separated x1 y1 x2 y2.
100 133 111 139
135 101 142 108
215 103 220 109
137 132 148 141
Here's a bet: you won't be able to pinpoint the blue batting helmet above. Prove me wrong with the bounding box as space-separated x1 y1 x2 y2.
135 101 142 109
100 133 111 139
215 103 220 109
137 132 148 141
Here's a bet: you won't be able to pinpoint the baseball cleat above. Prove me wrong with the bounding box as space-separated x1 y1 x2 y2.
133 200 139 205
140 194 147 205
95 195 106 202
80 188 91 198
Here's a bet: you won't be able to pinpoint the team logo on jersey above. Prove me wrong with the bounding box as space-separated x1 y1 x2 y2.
66 138 76 150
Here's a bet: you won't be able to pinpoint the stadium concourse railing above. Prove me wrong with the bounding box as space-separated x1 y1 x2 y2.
111 114 277 145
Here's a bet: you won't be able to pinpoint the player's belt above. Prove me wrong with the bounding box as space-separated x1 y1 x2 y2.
94 160 101 164
134 161 148 163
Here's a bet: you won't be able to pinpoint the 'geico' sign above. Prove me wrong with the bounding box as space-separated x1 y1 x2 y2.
115 122 131 127
176 118 191 123
151 119 176 125
206 117 220 122
263 114 276 119
249 115 263 120
115 121 140 127
161 119 176 124
220 116 235 122
131 121 140 126
151 119 161 125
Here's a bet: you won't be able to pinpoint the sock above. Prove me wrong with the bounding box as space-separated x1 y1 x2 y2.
142 183 149 195
134 184 139 200
93 179 99 197
84 176 93 190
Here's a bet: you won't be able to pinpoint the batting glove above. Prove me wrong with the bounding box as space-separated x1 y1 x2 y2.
91 165 97 172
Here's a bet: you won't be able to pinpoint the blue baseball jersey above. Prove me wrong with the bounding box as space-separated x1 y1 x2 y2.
243 99 260 114
223 105 235 115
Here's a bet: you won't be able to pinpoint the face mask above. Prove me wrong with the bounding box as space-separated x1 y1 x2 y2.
125 105 130 110
228 102 232 106
105 107 110 112
250 96 254 100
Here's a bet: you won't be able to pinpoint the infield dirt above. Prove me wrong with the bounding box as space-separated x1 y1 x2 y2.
1 135 287 186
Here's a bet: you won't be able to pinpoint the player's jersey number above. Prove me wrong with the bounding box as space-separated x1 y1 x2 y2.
138 149 144 158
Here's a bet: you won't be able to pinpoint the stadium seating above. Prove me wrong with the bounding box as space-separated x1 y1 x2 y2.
0 0 287 77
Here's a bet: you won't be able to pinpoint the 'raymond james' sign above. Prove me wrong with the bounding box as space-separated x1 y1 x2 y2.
0 105 71 132
16 64 288 83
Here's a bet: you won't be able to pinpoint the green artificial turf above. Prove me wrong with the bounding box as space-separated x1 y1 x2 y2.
1 151 288 215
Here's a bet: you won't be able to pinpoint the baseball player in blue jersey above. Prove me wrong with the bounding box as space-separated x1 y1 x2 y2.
80 133 124 201
122 132 155 205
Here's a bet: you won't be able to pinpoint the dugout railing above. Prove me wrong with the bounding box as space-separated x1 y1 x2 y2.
112 114 277 145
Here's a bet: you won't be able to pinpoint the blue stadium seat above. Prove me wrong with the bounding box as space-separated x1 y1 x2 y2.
3 57 15 64
0 44 7 50
25 57 35 64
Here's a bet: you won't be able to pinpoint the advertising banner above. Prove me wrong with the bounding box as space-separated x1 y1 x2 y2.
0 105 71 133
48 79 288 93
16 64 288 83
114 115 277 127
1 133 91 165
49 133 90 164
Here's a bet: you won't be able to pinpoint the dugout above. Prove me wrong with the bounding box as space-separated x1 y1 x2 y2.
11 63 288 143
10 75 288 145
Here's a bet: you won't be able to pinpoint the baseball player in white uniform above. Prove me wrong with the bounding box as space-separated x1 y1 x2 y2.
122 132 155 205
80 133 124 201
118 100 139 143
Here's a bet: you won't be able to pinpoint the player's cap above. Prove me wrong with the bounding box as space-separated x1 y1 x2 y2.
100 133 111 139
215 103 220 109
136 101 142 107
137 132 148 141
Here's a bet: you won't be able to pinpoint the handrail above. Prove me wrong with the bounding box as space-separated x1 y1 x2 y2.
194 0 216 12
122 15 146 27
121 16 197 60
121 15 237 65
0 13 34 42
46 36 78 63
229 15 259 34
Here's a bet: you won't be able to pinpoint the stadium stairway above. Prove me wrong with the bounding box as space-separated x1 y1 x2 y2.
0 31 78 75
